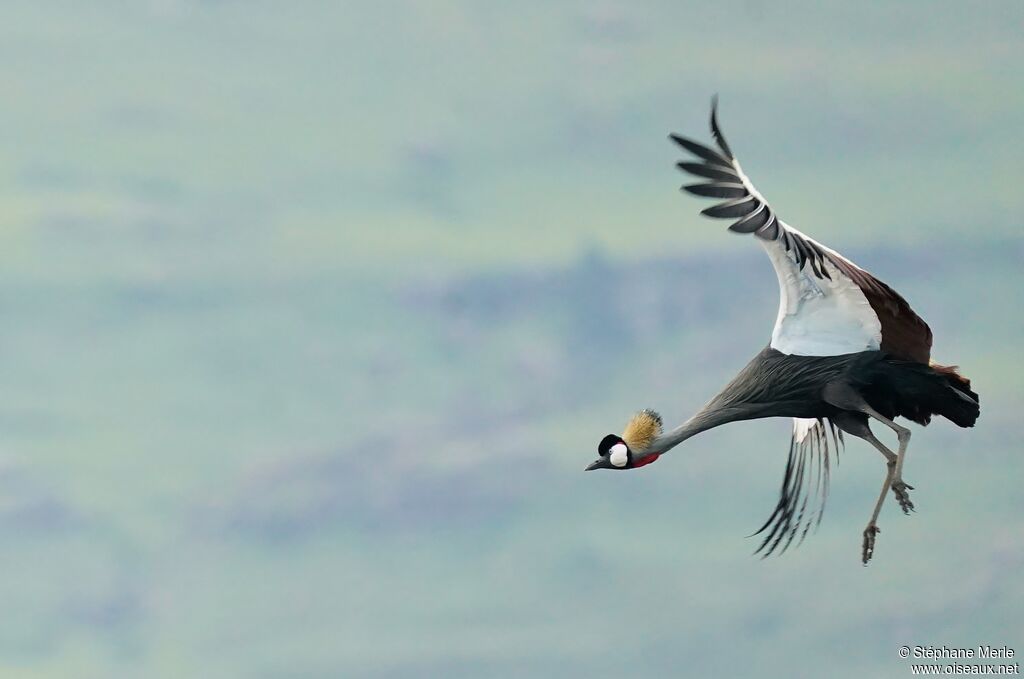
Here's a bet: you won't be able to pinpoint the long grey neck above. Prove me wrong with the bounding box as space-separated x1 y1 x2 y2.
649 345 792 454
649 401 770 455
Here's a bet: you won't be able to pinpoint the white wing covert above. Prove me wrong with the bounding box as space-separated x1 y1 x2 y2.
670 101 888 358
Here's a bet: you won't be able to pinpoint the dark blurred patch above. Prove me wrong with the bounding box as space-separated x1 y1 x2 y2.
0 464 81 535
204 436 536 542
398 139 459 218
402 238 1016 380
405 245 767 338
401 245 771 401
61 581 142 632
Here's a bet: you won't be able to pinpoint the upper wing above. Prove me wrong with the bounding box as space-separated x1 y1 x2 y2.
670 99 932 362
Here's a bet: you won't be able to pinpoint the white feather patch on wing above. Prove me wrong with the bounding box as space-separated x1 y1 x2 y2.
792 417 818 443
761 223 882 356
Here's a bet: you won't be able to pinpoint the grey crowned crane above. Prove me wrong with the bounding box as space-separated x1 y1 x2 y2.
586 100 979 564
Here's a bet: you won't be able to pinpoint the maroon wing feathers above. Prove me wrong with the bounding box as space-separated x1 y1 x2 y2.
829 255 933 364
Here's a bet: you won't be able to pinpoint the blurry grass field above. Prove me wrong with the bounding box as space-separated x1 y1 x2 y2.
0 2 1021 677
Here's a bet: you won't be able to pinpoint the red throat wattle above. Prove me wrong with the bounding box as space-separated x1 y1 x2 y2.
634 452 661 468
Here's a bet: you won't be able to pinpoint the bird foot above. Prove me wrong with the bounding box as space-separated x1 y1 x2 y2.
891 479 915 514
862 524 880 565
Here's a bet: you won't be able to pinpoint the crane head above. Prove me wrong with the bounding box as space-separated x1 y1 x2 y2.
585 409 663 471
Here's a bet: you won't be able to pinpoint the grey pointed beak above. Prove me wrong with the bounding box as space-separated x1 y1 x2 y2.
585 459 604 471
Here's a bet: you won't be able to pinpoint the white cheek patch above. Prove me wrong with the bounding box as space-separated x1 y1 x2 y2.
609 443 628 468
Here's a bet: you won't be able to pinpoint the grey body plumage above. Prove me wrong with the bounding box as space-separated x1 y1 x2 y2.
588 99 980 564
642 347 979 558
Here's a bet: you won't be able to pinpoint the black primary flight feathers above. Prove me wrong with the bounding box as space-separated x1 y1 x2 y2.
670 98 934 364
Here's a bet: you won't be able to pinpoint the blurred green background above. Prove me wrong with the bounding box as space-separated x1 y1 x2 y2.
1 1 1021 677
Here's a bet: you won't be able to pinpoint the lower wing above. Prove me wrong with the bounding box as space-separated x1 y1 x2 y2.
750 417 844 557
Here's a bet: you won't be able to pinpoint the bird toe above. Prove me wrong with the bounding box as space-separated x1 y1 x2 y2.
861 524 880 565
891 479 915 514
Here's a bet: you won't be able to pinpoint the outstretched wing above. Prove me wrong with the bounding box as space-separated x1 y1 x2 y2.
670 99 932 362
751 417 843 557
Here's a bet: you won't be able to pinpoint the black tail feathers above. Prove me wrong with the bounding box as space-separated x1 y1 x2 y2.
928 362 980 427
861 358 980 428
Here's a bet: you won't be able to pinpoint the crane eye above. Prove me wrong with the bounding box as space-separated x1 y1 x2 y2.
597 434 621 455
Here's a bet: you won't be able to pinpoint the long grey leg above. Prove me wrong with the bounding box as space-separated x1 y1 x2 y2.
830 411 898 565
860 406 914 514
859 429 898 565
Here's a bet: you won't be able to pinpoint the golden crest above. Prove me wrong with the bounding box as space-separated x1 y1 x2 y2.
622 409 663 452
